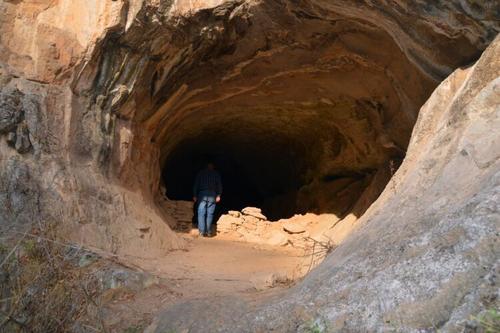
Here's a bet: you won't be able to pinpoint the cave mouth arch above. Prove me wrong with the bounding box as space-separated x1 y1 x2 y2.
135 2 439 227
80 0 445 233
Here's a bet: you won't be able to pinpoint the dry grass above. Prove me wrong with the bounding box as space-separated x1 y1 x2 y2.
0 226 106 333
302 236 337 274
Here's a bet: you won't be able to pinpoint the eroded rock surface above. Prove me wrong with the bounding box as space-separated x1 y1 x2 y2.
0 0 499 331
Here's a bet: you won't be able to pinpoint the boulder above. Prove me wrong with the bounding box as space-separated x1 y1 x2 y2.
241 207 267 220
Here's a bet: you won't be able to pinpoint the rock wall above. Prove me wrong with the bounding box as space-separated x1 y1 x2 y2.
0 0 186 257
157 197 194 232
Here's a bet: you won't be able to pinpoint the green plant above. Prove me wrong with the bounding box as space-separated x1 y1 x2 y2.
23 239 45 260
124 324 144 333
471 308 500 333
306 323 323 333
302 319 327 333
0 242 8 253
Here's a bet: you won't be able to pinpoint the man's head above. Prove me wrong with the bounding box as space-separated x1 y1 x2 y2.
207 161 215 170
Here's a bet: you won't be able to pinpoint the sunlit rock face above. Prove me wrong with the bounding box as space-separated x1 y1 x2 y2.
0 0 499 329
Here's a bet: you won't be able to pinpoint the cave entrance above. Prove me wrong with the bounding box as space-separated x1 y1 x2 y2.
159 98 405 226
162 122 311 221
132 1 438 236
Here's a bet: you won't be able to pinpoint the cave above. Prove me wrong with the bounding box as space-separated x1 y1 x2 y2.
160 96 406 222
144 1 438 223
1 0 498 331
52 0 444 239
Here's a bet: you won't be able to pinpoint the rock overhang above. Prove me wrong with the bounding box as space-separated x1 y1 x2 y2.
0 0 497 248
50 0 497 224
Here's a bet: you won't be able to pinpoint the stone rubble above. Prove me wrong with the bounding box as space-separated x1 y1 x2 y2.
159 199 194 232
0 87 39 155
216 207 327 250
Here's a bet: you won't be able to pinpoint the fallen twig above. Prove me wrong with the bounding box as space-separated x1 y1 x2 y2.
0 231 27 269
81 283 109 333
0 309 25 329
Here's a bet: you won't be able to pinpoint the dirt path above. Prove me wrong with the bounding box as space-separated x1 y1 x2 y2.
102 233 311 331
134 235 309 299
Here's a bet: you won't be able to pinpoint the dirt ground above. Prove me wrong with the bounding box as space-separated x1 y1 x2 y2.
101 230 314 332
137 235 309 295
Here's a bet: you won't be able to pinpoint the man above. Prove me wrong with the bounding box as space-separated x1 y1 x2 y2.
193 161 222 237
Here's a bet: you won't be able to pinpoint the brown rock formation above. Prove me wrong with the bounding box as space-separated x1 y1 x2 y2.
0 0 498 330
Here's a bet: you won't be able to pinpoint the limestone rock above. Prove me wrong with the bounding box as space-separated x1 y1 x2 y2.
0 157 39 225
265 231 289 247
227 210 241 218
95 266 159 292
241 207 267 220
149 29 500 333
282 221 307 234
6 131 16 147
158 199 194 232
110 85 130 113
241 215 262 225
14 122 31 154
217 214 244 232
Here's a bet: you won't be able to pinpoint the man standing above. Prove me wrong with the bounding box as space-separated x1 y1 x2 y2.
193 161 222 237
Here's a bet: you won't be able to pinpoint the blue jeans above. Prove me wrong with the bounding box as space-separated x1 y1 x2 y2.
197 194 216 235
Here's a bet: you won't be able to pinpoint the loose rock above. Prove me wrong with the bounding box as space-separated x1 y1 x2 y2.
283 221 307 234
241 207 267 220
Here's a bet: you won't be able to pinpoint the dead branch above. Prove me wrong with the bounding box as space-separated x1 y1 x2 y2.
81 283 109 333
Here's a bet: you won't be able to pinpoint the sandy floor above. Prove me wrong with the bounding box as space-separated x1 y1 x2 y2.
102 233 312 331
133 234 310 298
